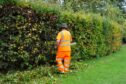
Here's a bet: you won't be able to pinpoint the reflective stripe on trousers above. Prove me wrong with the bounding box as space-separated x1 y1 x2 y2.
56 58 64 72
64 59 70 72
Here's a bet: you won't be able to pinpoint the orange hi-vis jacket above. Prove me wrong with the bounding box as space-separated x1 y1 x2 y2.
56 30 72 52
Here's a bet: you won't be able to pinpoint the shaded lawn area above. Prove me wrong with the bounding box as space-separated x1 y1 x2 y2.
0 45 126 84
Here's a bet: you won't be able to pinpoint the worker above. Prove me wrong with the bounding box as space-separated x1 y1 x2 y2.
56 23 72 73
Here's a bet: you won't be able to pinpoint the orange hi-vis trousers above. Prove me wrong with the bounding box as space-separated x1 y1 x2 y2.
56 51 71 73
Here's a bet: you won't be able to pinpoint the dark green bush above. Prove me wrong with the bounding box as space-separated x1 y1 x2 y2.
122 21 126 43
0 5 59 70
0 3 122 70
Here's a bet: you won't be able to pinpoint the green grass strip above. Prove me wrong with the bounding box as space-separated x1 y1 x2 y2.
61 45 126 84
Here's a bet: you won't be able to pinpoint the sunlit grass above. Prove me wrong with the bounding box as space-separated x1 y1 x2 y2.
61 45 126 84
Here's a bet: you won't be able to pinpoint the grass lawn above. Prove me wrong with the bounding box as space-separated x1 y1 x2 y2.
60 45 126 84
0 45 126 84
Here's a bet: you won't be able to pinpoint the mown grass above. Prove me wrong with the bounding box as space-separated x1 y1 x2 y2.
0 45 126 84
60 45 126 84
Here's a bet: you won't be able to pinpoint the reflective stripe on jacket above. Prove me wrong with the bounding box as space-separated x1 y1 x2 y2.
57 30 72 51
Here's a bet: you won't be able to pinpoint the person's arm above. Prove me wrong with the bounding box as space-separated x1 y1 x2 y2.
56 39 60 47
56 32 61 47
70 33 72 43
70 34 76 46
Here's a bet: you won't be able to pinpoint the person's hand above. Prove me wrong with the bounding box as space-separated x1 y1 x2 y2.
54 45 57 49
71 42 77 46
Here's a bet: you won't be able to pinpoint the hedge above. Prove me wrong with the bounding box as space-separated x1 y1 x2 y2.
0 3 122 70
60 12 122 59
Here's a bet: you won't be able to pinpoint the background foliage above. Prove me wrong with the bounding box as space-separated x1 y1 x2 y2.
0 0 123 70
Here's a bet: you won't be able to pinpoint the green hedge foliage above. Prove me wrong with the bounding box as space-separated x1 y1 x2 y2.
60 12 122 60
0 4 122 70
